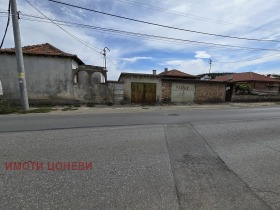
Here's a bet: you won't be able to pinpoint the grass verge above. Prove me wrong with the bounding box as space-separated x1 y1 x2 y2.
0 100 55 115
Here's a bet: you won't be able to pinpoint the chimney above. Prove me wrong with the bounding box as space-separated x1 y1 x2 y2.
152 70 157 75
164 68 168 73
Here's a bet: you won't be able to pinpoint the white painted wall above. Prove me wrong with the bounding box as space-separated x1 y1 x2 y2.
0 54 74 100
171 83 195 102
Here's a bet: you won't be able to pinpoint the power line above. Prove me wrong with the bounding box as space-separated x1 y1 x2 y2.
0 0 11 49
213 52 280 64
47 0 280 44
116 0 275 33
23 2 119 70
15 5 280 66
24 0 103 55
18 13 280 52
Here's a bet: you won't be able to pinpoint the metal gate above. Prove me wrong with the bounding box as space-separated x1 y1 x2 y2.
131 82 156 103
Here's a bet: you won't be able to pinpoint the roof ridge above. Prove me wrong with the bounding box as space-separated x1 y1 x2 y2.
44 43 70 55
0 43 84 64
249 72 253 80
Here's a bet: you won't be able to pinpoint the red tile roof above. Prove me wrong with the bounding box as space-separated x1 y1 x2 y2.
212 72 280 83
0 43 84 64
159 69 196 78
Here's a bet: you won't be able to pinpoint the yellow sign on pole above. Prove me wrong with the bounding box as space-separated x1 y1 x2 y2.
19 72 25 79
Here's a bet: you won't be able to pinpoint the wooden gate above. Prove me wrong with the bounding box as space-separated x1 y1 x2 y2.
131 82 156 104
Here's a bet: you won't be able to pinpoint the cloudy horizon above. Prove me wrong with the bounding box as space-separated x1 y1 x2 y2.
1 0 280 79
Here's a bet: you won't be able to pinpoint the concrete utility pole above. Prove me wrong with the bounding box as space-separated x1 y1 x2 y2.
102 47 110 70
208 59 212 78
10 0 29 110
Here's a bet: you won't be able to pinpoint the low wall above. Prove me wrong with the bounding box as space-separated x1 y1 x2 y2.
195 83 225 103
107 82 124 104
232 94 280 102
162 81 226 103
73 84 113 104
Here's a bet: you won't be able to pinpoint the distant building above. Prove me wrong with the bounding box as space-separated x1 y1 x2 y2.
212 72 280 101
158 68 198 79
119 68 225 104
200 75 211 81
212 72 280 91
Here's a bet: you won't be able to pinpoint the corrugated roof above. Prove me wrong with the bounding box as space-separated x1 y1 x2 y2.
212 72 280 83
0 43 84 64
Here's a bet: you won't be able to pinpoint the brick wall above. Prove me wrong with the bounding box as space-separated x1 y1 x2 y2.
195 83 225 103
254 82 268 90
162 81 171 102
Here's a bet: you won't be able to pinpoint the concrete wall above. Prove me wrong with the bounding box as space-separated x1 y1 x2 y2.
162 81 226 103
171 83 195 102
120 75 162 103
195 83 226 103
107 82 124 104
73 83 113 104
0 54 116 105
0 54 75 100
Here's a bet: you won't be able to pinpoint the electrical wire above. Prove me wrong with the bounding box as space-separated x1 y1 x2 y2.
18 13 280 52
47 0 280 44
0 0 11 49
14 4 280 66
116 0 275 33
24 0 103 55
213 52 280 64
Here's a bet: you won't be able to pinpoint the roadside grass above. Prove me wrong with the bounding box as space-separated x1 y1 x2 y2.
0 100 56 115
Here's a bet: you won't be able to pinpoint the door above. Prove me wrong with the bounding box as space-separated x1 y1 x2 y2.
131 82 156 104
225 84 233 102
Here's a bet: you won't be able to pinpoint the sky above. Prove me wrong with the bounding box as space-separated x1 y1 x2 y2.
1 0 280 80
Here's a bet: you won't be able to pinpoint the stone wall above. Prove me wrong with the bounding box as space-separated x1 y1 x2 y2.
232 94 280 102
195 83 226 103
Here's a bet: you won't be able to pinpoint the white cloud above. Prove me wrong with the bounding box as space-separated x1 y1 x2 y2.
1 0 280 80
195 51 211 59
162 59 209 75
120 56 153 63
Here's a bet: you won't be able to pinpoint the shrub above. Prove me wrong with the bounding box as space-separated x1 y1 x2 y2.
236 84 252 95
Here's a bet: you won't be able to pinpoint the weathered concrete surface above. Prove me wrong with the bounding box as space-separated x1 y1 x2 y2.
165 125 270 210
0 126 178 210
0 54 75 100
171 83 195 103
1 107 280 209
194 119 280 209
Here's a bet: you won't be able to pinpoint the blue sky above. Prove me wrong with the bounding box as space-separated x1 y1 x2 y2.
1 0 280 79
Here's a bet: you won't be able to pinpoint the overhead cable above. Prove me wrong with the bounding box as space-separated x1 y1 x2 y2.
47 0 280 43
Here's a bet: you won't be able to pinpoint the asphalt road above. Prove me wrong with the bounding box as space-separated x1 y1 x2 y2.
0 106 280 209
